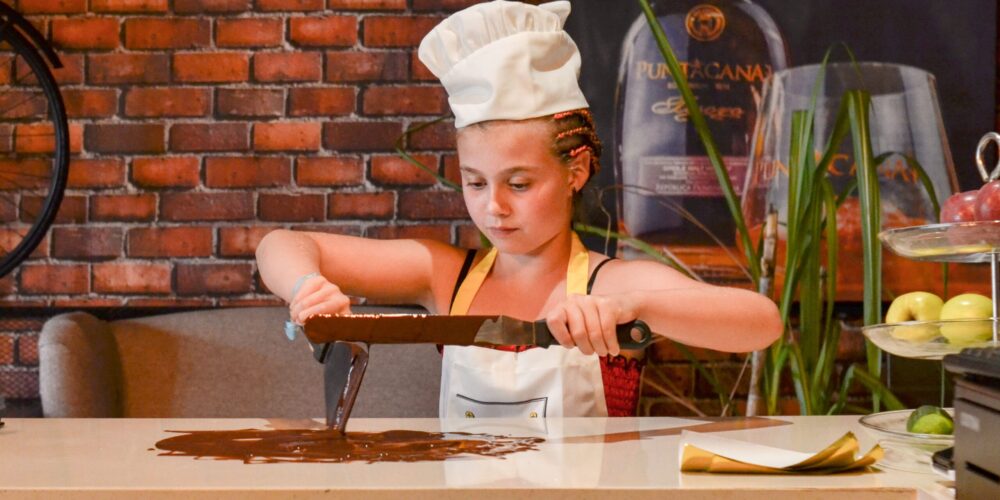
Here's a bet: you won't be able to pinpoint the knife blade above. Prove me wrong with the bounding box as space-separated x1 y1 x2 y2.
303 314 654 350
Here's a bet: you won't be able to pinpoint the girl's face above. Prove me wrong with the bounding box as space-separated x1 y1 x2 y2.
456 119 588 254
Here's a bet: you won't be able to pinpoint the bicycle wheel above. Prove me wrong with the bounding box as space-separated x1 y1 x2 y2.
0 6 69 279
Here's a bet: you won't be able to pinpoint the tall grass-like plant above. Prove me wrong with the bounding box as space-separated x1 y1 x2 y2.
635 0 942 414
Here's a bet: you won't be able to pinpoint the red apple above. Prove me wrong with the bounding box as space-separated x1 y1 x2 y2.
940 189 979 222
975 180 1000 221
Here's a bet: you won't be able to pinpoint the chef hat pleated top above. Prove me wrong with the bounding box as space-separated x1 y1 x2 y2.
417 0 589 128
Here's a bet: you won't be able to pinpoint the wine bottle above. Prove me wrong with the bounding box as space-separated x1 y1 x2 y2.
614 0 788 284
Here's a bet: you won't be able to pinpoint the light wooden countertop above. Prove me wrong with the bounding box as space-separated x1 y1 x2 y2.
0 416 954 499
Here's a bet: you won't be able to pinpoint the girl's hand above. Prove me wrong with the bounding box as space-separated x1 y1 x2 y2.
288 275 352 325
544 293 638 357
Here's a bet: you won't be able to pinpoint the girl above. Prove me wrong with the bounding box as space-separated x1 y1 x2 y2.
255 0 782 418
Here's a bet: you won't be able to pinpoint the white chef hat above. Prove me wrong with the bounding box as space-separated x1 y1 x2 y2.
417 0 589 129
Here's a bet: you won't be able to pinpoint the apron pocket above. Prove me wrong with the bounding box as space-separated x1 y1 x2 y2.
455 393 548 418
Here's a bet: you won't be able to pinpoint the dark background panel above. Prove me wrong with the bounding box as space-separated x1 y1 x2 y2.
566 0 996 212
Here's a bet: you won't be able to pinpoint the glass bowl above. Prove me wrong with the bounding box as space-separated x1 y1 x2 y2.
859 408 954 474
861 318 1000 359
879 220 1000 263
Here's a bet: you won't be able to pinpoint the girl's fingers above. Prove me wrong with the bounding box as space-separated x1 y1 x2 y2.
597 298 620 357
565 301 594 355
545 308 574 348
298 294 352 324
580 298 609 356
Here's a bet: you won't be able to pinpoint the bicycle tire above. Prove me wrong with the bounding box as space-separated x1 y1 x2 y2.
0 10 69 279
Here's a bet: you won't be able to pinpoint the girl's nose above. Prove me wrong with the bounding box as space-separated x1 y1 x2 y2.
487 186 509 217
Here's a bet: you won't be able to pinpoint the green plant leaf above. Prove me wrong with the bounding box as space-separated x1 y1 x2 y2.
851 363 904 411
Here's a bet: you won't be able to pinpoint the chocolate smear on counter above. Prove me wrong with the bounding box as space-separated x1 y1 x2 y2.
154 429 544 464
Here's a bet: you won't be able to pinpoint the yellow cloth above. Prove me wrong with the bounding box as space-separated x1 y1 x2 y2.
679 431 883 474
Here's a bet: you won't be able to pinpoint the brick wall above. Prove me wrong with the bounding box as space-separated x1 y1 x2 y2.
0 0 951 415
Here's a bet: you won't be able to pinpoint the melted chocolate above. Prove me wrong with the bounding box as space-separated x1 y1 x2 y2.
154 428 544 464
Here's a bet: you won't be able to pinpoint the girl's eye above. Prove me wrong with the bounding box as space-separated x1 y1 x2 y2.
509 181 530 191
464 180 486 189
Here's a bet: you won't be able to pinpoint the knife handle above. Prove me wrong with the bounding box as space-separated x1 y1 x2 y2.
617 320 653 349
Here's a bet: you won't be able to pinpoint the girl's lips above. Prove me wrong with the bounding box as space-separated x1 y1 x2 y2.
487 227 517 236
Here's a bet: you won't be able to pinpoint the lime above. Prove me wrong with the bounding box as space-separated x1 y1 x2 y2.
906 405 954 435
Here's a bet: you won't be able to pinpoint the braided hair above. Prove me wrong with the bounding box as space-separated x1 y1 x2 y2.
552 108 603 181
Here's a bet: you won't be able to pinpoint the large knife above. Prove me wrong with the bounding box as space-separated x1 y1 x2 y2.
303 314 654 350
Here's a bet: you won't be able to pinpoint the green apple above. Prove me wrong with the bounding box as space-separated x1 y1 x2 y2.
885 291 943 342
939 293 994 345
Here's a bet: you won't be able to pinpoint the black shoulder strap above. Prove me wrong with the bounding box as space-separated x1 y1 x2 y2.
587 257 616 294
449 249 478 309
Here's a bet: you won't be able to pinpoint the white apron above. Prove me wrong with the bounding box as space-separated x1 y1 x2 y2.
439 233 608 418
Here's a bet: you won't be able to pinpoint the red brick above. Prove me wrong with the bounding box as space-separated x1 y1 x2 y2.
68 158 125 189
93 262 171 294
0 335 11 364
0 91 44 121
21 195 86 224
124 88 211 118
257 0 323 11
0 159 48 190
289 16 357 47
0 370 38 399
63 89 118 118
128 298 211 307
411 51 435 81
176 263 253 295
0 228 49 259
412 0 479 11
328 192 394 219
170 123 249 152
92 0 168 12
19 0 86 13
253 122 321 151
362 16 441 47
217 88 284 118
367 224 450 242
371 154 439 186
0 56 11 86
128 227 213 257
363 86 447 115
125 18 210 50
326 51 408 82
219 226 278 257
296 156 363 186
132 157 200 188
19 264 89 294
442 153 460 185
205 156 290 188
52 52 83 84
161 192 253 221
175 0 249 13
216 18 282 48
173 52 250 83
253 52 322 82
88 53 169 84
53 298 125 308
329 0 405 10
18 335 36 365
51 227 123 259
91 194 156 222
15 123 80 154
259 194 324 222
408 120 456 150
399 191 467 219
323 121 402 151
288 87 354 117
85 124 165 154
51 18 120 50
457 223 483 248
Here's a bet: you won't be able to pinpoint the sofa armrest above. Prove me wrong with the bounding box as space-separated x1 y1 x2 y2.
39 312 123 417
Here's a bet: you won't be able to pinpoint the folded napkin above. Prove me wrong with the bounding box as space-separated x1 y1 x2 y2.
679 430 883 474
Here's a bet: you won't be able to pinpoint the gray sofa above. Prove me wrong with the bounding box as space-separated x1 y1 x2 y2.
39 306 441 419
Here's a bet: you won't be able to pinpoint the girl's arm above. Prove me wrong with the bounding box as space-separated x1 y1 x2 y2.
255 229 466 319
546 259 783 356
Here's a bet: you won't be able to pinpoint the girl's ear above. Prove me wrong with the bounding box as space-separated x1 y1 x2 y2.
567 150 591 193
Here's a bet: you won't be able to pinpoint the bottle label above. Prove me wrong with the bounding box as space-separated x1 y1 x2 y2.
637 156 749 197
